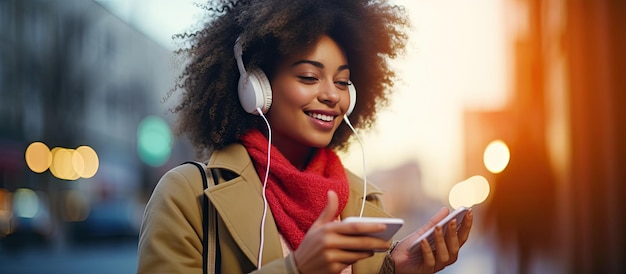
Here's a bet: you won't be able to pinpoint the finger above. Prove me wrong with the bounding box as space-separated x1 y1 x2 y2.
336 221 387 237
444 219 461 255
432 226 450 263
329 234 390 252
311 190 339 228
418 239 436 273
457 209 473 245
325 221 389 251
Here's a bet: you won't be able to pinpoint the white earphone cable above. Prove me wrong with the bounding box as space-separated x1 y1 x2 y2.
343 115 367 218
257 108 271 268
256 111 363 268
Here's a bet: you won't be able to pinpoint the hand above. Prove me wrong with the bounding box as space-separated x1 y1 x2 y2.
293 191 392 274
391 207 473 274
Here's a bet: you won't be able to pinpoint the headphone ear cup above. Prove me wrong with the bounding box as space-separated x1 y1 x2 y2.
238 68 272 115
346 83 357 116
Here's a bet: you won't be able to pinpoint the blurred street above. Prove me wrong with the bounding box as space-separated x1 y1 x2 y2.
1 0 625 273
0 230 497 274
0 240 137 274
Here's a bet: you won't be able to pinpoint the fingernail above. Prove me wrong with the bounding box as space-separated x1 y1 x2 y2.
451 219 457 229
468 209 473 218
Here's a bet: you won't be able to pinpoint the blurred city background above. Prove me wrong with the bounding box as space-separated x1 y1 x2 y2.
1 0 624 273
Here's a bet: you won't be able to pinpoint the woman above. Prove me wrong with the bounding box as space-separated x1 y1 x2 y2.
137 0 472 273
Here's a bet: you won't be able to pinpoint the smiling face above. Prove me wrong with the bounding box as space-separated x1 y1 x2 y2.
266 35 351 165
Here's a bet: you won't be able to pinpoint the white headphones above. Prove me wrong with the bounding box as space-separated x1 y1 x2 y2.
234 37 356 116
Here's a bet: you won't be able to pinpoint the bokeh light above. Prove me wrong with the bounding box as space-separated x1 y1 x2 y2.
27 143 99 180
0 188 12 237
74 146 99 178
137 115 172 167
50 147 80 180
0 188 11 219
483 140 510 174
13 188 39 219
61 190 90 222
25 142 52 173
449 175 491 209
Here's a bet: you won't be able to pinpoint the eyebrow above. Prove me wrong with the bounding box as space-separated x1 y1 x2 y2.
291 60 350 72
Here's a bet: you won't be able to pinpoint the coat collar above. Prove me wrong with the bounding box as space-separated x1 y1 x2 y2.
204 143 391 267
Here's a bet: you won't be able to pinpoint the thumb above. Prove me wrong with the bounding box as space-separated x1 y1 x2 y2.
311 190 339 228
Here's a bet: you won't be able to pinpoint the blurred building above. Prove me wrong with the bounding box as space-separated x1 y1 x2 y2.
0 0 183 248
464 0 625 273
367 160 443 240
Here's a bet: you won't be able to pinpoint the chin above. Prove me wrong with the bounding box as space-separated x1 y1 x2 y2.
304 141 330 149
303 136 333 149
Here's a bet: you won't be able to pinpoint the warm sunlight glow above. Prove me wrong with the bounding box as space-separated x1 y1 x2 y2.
340 0 508 202
483 140 510 174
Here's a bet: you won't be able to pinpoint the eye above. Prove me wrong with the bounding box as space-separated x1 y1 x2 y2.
334 81 350 90
298 76 318 84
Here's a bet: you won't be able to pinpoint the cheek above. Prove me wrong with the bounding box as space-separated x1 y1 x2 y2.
273 84 312 108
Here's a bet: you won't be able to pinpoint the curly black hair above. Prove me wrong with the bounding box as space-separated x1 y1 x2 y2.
171 0 410 156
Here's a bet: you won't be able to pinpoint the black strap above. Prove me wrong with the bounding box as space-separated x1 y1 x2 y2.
184 162 210 274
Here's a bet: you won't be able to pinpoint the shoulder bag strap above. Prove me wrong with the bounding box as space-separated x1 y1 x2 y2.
183 161 218 274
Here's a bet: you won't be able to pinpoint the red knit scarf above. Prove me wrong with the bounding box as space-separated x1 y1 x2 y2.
240 129 350 250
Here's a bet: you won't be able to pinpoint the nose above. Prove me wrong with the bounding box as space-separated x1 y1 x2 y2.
318 80 341 107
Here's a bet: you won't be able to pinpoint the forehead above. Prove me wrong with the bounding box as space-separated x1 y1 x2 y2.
280 35 348 68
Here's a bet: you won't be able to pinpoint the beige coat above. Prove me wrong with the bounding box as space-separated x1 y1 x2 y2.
137 143 393 273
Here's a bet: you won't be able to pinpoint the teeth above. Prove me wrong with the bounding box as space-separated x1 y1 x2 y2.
308 113 334 122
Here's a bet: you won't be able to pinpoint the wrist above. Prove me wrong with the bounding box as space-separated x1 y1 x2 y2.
388 240 401 255
379 241 400 274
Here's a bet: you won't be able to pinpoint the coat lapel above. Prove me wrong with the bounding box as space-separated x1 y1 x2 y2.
203 144 283 268
342 170 392 219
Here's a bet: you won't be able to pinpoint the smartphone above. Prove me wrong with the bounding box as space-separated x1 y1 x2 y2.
408 206 470 254
342 217 404 241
